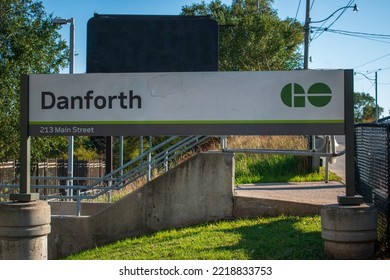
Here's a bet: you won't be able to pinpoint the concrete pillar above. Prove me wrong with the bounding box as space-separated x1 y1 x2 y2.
321 204 377 259
0 200 51 260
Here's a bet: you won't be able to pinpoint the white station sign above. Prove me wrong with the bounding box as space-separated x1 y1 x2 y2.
28 70 346 136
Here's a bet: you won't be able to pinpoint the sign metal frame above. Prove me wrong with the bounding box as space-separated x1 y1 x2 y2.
11 70 361 204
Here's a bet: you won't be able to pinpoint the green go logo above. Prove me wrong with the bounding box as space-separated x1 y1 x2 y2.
281 83 332 108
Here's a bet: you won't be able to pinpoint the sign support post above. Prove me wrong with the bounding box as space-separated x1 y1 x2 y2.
337 70 363 205
2 75 50 260
10 75 39 202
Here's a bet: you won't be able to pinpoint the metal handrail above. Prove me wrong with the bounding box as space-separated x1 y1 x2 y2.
222 148 345 157
0 135 213 215
222 134 343 157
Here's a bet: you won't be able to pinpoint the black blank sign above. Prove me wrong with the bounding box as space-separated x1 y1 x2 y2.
87 14 219 73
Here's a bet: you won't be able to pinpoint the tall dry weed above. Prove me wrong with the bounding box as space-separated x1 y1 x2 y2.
226 135 308 150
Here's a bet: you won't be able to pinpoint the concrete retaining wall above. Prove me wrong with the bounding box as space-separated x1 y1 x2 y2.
50 201 109 216
49 152 234 259
233 197 322 218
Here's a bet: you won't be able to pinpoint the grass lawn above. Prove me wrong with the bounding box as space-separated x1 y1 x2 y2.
65 215 325 260
235 154 341 184
230 136 341 185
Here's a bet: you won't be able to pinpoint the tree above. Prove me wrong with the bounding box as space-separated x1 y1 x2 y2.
0 0 68 162
354 92 384 123
181 0 304 71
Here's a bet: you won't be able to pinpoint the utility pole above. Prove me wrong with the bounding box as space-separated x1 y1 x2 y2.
375 71 378 122
304 0 310 70
303 0 318 170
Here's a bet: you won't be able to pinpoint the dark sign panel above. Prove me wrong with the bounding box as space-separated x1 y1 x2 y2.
87 14 219 73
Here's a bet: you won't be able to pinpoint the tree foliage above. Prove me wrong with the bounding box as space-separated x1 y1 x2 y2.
0 0 68 162
354 92 384 123
181 0 304 70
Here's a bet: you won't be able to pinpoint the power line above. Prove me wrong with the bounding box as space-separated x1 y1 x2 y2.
325 0 354 29
310 0 315 11
294 0 302 20
374 66 390 72
366 67 390 75
355 69 390 87
353 53 390 69
311 27 390 43
311 30 390 45
311 0 355 41
313 0 355 40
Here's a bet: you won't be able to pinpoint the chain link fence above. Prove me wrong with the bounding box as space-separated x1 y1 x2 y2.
355 118 390 257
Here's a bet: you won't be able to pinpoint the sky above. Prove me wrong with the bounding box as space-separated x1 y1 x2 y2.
41 0 390 118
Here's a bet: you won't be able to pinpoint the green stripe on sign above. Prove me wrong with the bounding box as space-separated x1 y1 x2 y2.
30 120 344 125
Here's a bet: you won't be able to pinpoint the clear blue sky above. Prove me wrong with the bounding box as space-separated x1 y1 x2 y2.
41 0 390 118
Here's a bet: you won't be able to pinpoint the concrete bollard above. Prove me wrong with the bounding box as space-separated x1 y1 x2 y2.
0 200 51 260
321 203 377 259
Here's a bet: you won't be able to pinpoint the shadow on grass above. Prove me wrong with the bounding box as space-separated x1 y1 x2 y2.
213 217 325 260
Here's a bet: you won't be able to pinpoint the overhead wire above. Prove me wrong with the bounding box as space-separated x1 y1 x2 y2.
354 72 375 93
366 67 390 85
294 0 302 21
355 69 390 93
310 0 315 11
353 52 390 69
374 66 390 72
311 27 390 44
310 0 355 41
323 0 354 29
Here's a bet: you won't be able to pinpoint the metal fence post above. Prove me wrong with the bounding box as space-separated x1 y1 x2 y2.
220 136 227 151
147 136 152 182
324 136 330 183
164 150 169 172
120 136 124 176
107 179 112 203
140 136 143 172
76 186 81 216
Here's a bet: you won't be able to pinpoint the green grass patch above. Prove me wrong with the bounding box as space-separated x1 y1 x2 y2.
234 154 340 185
65 216 325 260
